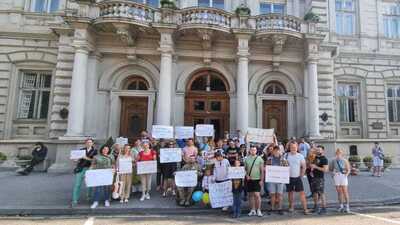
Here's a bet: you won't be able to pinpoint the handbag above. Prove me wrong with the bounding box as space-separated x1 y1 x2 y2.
112 173 124 199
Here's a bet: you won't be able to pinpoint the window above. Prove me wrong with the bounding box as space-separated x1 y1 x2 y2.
31 0 59 13
335 0 356 35
198 0 224 9
124 77 149 90
260 2 285 14
131 0 158 7
263 82 287 94
387 85 400 122
383 4 400 39
190 72 227 92
17 71 52 119
336 83 360 122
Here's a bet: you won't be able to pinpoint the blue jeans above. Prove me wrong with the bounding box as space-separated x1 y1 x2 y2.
232 192 242 216
93 186 111 202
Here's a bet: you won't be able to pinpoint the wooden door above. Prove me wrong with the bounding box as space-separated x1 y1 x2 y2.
263 100 287 140
120 96 148 140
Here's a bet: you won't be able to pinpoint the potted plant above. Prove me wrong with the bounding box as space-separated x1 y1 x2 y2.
363 156 373 171
0 152 6 164
304 11 320 22
383 156 392 171
160 0 177 9
348 155 361 175
15 155 33 167
235 4 251 16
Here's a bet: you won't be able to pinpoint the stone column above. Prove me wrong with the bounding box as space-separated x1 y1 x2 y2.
307 59 320 137
155 30 174 126
236 35 251 133
66 45 89 136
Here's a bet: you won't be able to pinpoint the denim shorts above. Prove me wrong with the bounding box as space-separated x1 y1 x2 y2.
267 182 284 194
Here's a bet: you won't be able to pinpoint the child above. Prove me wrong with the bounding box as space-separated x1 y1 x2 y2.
232 159 243 218
202 167 215 193
117 145 134 203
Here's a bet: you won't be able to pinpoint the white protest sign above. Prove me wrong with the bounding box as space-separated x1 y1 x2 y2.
265 165 290 184
85 169 113 187
116 137 128 146
152 125 174 139
118 158 132 174
195 124 214 137
70 150 86 160
137 160 157 174
247 128 274 143
175 126 194 139
209 180 233 208
174 170 198 187
160 148 182 163
228 166 246 179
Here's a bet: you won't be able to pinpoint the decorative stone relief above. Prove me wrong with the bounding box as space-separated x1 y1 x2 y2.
271 34 287 55
114 24 136 47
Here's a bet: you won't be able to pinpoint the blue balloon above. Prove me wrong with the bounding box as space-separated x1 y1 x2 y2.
192 191 203 202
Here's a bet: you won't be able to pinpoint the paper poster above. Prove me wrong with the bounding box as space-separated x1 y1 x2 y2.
174 170 198 187
247 128 274 143
116 137 128 146
136 160 157 175
118 158 133 174
160 148 182 163
175 126 194 139
228 166 246 179
195 124 214 137
70 150 86 160
265 165 290 184
85 169 114 187
151 125 174 139
209 180 233 208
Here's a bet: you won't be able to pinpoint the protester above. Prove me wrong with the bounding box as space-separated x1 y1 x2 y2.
299 138 310 159
266 146 286 215
226 140 239 166
182 138 198 164
330 148 351 213
71 138 97 208
202 167 215 193
137 141 157 201
245 146 264 217
17 142 48 175
213 150 231 211
286 141 309 215
131 139 142 193
90 145 115 209
372 142 384 177
310 145 329 214
117 145 134 203
306 147 318 199
111 143 121 161
231 159 244 218
161 140 178 197
176 155 202 206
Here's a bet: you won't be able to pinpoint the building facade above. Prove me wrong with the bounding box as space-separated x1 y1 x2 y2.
0 0 399 171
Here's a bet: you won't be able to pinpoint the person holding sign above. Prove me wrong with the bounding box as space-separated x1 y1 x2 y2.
90 146 115 209
176 155 202 206
137 141 157 202
244 146 264 217
182 138 198 164
70 138 97 208
231 159 244 218
116 145 135 203
160 141 178 197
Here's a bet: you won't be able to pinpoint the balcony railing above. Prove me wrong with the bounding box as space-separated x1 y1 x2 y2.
179 7 232 30
256 14 302 33
97 1 155 23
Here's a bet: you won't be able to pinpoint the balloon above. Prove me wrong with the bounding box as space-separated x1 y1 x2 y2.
192 191 203 202
202 192 210 204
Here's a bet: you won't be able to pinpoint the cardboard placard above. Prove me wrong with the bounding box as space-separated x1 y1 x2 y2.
174 170 198 187
195 124 214 137
70 150 86 160
247 128 274 144
228 166 246 179
265 165 290 184
151 125 174 139
174 126 194 139
85 169 114 187
209 181 233 208
160 148 182 163
136 160 157 174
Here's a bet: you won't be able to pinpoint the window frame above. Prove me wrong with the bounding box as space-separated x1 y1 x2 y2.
336 82 361 123
30 0 60 13
382 3 400 39
198 0 225 10
335 0 357 36
386 84 400 123
16 70 52 121
259 2 286 15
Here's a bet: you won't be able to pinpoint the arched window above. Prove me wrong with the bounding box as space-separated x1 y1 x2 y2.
190 71 227 92
123 76 149 90
263 81 287 94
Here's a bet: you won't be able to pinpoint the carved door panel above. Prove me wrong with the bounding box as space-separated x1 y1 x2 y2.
120 97 148 140
263 100 287 140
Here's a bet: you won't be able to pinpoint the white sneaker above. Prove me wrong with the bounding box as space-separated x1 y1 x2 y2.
104 200 110 207
248 210 256 216
222 207 228 211
140 194 145 201
345 206 350 213
257 209 263 217
124 199 129 203
90 201 98 209
338 206 344 212
120 199 124 203
145 193 150 200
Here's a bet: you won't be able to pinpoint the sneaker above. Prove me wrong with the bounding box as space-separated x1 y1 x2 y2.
120 199 124 203
145 193 150 200
172 190 176 196
318 208 327 215
257 209 263 217
345 206 350 213
222 207 228 211
70 202 77 208
184 201 190 206
90 202 98 209
162 192 167 197
124 199 129 203
303 210 311 215
179 199 185 206
337 206 344 213
277 210 284 215
248 210 256 216
312 207 319 213
140 194 145 202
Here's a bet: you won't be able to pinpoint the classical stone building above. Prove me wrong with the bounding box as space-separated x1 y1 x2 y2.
0 0 399 171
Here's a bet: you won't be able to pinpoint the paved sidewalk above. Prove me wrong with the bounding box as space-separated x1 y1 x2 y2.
0 169 399 215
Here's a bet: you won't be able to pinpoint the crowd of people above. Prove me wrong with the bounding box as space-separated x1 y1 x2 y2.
67 130 355 218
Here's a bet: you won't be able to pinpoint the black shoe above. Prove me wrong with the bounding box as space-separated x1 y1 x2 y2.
312 207 320 213
277 210 284 215
318 208 327 215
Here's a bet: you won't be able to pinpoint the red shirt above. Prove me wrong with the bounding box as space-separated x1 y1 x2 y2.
138 150 156 161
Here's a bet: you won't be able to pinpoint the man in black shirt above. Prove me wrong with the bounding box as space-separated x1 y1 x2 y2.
310 145 329 214
225 140 239 166
18 142 48 175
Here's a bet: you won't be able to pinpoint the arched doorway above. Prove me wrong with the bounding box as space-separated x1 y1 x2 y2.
262 81 288 140
120 76 150 140
184 70 230 140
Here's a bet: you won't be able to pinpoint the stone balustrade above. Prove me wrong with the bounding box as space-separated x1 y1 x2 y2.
255 13 302 33
97 1 155 23
179 7 232 29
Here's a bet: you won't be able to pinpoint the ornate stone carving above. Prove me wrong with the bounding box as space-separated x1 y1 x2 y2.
114 24 136 47
271 34 287 55
197 29 214 50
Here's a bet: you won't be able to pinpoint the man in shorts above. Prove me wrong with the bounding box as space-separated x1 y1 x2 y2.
244 146 264 217
266 146 286 215
286 141 309 214
310 145 329 214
